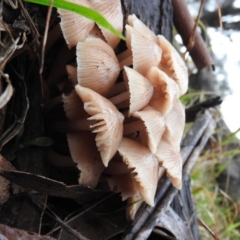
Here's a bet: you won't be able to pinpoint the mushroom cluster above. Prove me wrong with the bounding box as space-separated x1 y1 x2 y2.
54 0 188 219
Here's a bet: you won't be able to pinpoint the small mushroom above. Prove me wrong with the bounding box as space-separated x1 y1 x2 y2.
75 85 124 167
108 67 154 115
76 38 120 96
118 137 159 206
67 131 105 188
132 106 165 153
156 135 182 189
157 35 188 95
147 66 180 115
58 0 95 48
89 0 123 48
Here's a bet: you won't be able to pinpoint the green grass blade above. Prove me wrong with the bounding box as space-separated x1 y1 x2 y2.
24 0 125 40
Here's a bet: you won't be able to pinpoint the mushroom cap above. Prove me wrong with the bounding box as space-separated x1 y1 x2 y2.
157 35 188 96
127 14 157 43
58 0 95 48
147 67 180 115
66 65 77 85
123 66 154 116
132 106 165 153
62 89 88 120
164 98 185 148
67 131 104 188
89 0 123 48
75 85 124 167
118 137 159 206
131 28 162 76
156 135 182 189
76 38 120 96
127 194 143 220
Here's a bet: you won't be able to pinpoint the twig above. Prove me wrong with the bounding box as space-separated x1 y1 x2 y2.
172 0 214 70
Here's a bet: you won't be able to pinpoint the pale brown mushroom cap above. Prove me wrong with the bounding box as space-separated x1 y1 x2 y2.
132 106 165 153
156 135 182 189
118 137 159 206
147 67 180 115
123 66 154 116
66 65 77 85
131 28 162 76
75 85 124 167
67 131 104 188
76 38 120 96
127 14 157 43
157 35 188 96
164 98 185 148
62 89 88 120
58 0 95 48
89 0 123 48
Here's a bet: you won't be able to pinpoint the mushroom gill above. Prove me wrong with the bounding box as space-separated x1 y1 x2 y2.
58 0 95 48
75 85 124 167
76 38 120 96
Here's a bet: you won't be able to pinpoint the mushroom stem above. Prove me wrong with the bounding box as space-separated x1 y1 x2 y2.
53 119 96 132
46 149 76 168
119 55 133 69
117 48 131 62
106 81 127 98
108 91 130 105
123 120 145 135
45 95 62 113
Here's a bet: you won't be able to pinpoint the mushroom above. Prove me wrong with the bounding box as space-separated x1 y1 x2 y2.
89 0 123 48
157 35 188 95
58 0 95 48
108 66 154 115
156 135 182 189
67 131 105 188
76 38 120 96
75 85 124 167
146 66 180 115
118 137 159 206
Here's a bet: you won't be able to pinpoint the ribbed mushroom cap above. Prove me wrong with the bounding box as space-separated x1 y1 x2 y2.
156 135 182 189
76 38 120 96
157 35 188 96
62 89 88 120
58 0 95 48
75 85 124 167
118 137 159 206
131 28 162 76
89 0 123 48
67 131 104 188
132 106 165 153
147 67 180 115
164 98 185 148
123 66 154 116
127 14 157 43
66 65 77 85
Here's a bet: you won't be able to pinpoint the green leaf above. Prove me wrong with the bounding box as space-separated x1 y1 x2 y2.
24 0 125 40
